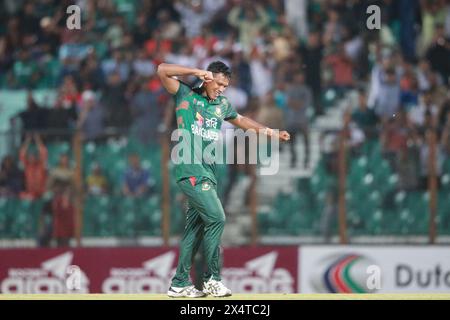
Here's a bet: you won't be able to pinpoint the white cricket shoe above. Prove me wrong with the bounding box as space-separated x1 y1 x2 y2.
202 278 232 297
167 285 206 298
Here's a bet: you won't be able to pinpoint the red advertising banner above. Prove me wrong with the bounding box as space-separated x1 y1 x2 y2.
0 247 298 294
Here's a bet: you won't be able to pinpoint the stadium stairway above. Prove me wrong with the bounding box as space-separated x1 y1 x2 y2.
221 90 354 245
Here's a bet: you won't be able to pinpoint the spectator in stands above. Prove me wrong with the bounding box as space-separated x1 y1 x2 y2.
18 91 47 134
0 155 24 197
45 152 76 246
368 60 401 123
409 90 439 131
154 9 182 41
47 153 75 195
400 68 420 111
19 133 47 200
132 12 152 45
58 31 91 74
101 49 130 81
37 199 53 247
323 6 345 47
79 52 105 91
284 73 312 168
0 16 21 73
231 50 252 96
46 95 78 142
257 91 285 135
438 99 450 130
37 16 61 58
227 1 270 54
77 90 105 142
174 0 211 38
441 109 450 156
352 89 379 139
428 71 449 109
18 1 41 38
299 30 324 116
249 48 274 99
425 23 450 85
132 49 156 78
51 186 75 247
318 130 340 243
342 109 366 155
381 109 417 180
122 154 154 197
103 15 126 50
323 43 355 93
418 128 444 190
224 75 248 112
165 40 198 70
101 70 130 130
130 80 166 144
8 49 40 89
86 162 109 196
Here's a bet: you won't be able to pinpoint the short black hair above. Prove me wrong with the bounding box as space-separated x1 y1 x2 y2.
207 61 232 79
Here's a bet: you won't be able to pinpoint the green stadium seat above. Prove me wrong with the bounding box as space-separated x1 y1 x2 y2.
113 197 137 237
135 196 161 236
47 142 71 167
83 195 113 237
0 198 11 238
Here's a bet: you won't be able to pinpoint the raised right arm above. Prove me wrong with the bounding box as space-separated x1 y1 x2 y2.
19 134 32 165
156 63 213 95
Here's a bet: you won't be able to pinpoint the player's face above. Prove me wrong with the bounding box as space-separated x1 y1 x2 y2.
205 73 229 100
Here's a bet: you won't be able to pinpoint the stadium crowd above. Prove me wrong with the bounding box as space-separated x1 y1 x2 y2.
1 0 450 242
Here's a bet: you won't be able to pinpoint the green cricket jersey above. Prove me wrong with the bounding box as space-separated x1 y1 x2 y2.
173 82 238 185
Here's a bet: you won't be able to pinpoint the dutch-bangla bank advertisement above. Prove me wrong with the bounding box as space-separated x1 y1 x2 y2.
299 246 450 293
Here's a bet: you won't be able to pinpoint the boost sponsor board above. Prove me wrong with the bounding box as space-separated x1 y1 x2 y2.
0 248 177 294
300 246 450 293
0 247 297 294
222 247 297 293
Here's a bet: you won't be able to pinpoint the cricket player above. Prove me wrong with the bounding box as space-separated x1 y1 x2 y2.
157 61 290 297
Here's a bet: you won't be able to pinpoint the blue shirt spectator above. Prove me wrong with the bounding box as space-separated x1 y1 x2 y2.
122 154 154 197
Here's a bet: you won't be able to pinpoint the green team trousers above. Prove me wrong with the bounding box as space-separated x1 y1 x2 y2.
171 177 225 287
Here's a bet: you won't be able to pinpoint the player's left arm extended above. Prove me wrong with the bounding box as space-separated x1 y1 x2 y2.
227 114 290 142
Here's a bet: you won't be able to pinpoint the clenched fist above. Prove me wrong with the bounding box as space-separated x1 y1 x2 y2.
278 130 290 142
195 70 214 83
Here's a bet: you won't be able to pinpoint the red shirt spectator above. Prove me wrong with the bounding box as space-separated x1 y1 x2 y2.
324 45 354 87
52 193 75 244
19 134 47 199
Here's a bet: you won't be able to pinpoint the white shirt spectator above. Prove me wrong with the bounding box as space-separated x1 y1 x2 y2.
101 58 130 81
132 59 156 77
203 0 226 16
166 53 198 69
284 0 308 39
200 54 231 71
250 58 273 98
225 85 248 111
368 64 401 119
174 1 211 38
409 102 438 126
221 86 248 133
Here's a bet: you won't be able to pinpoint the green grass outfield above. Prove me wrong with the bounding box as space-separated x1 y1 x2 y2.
1 294 450 300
